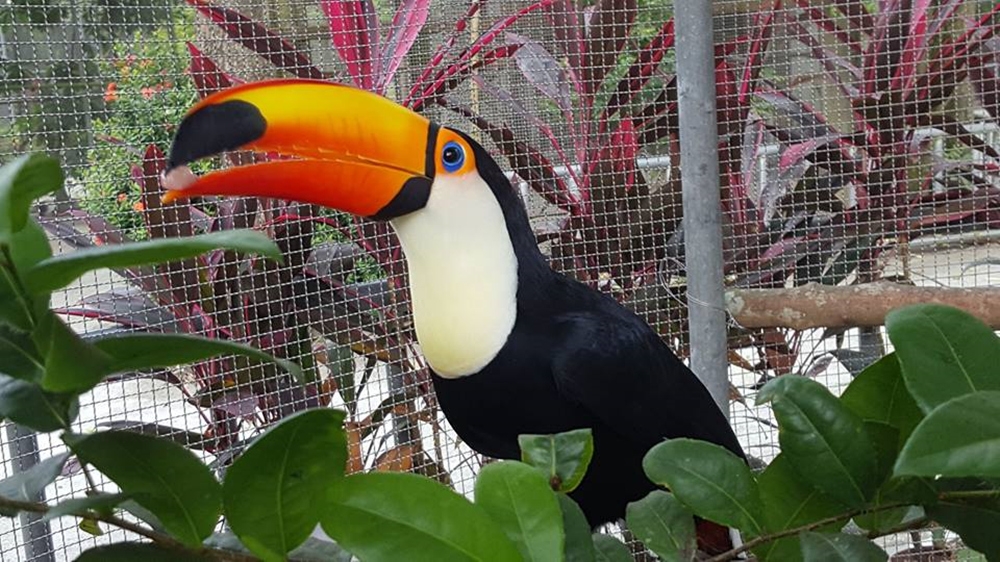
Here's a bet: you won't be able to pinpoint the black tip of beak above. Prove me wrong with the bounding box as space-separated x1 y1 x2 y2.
167 100 267 171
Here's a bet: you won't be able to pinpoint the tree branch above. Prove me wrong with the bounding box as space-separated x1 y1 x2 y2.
725 281 1000 330
0 496 259 562
704 489 999 562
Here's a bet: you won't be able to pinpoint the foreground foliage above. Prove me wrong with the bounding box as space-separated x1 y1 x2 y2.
2 154 999 561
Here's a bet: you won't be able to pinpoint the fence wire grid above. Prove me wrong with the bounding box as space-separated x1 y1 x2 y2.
2 0 1000 560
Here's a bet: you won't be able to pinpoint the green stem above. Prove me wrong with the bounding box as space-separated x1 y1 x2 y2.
0 496 258 562
705 489 998 562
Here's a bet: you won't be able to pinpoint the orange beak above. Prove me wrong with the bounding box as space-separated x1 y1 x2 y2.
162 79 436 219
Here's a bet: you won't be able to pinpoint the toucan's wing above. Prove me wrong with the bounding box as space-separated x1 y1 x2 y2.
550 307 745 460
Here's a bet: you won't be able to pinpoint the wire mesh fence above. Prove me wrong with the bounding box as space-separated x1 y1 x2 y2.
1 0 999 560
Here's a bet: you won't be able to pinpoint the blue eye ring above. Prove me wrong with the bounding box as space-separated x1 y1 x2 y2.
441 141 465 173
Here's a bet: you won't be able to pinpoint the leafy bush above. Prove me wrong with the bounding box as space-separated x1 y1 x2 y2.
78 12 207 240
3 153 999 562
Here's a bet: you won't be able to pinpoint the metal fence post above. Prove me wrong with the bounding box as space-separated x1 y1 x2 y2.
5 423 56 562
675 1 730 418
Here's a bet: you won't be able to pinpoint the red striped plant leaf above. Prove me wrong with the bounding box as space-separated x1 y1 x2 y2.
185 0 324 80
185 42 240 99
377 0 430 93
321 0 379 90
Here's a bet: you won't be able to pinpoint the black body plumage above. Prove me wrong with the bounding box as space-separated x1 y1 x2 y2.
432 136 746 528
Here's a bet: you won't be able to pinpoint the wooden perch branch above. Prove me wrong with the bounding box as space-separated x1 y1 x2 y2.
725 281 1000 330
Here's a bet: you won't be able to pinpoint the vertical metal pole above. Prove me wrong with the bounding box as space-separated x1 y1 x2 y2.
675 1 730 418
5 423 56 562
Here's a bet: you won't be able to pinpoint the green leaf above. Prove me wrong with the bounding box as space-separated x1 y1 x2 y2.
841 353 923 447
928 497 1000 560
799 532 887 562
753 454 843 562
74 543 210 562
64 430 222 547
0 153 64 238
0 324 42 380
0 373 78 431
35 312 112 393
643 438 764 534
204 532 355 562
24 230 282 292
895 392 1000 478
0 452 69 515
321 472 521 562
558 494 595 562
886 304 1000 414
757 376 879 508
0 218 52 329
223 409 347 562
518 428 594 493
853 423 914 534
625 490 696 562
474 460 564 562
93 333 302 383
42 492 130 523
592 534 632 562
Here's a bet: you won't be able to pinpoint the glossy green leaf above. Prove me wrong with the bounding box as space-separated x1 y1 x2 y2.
841 353 923 447
75 543 210 562
592 534 632 562
24 230 282 292
927 497 1000 560
93 333 302 383
518 428 594 492
558 494 595 562
753 454 843 562
321 472 521 562
474 460 564 562
643 438 764 534
886 304 1000 413
758 376 878 508
0 452 69 515
0 373 78 431
42 492 130 523
224 409 347 562
895 392 1000 478
0 324 42 380
0 153 64 238
64 431 222 547
35 312 112 393
626 490 696 562
799 532 887 562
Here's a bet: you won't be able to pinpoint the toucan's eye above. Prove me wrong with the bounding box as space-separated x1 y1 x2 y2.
441 141 465 173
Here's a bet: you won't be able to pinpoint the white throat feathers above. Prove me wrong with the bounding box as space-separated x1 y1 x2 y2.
391 173 518 379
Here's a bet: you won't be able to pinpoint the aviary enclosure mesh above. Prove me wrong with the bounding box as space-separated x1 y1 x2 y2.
2 0 999 559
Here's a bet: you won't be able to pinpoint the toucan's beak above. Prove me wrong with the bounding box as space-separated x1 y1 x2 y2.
162 79 434 219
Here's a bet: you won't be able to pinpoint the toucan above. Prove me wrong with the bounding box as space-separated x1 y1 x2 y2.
162 79 746 555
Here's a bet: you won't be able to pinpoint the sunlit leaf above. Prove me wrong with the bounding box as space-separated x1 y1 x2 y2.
886 304 1000 413
24 230 281 292
895 392 1000 478
474 461 564 562
64 431 222 547
321 472 521 562
643 438 764 534
93 333 302 383
35 312 112 393
518 428 594 493
0 153 63 238
758 376 879 508
224 409 347 561
42 492 130 523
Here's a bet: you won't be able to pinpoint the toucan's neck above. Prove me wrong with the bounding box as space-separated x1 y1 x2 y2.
389 137 551 380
